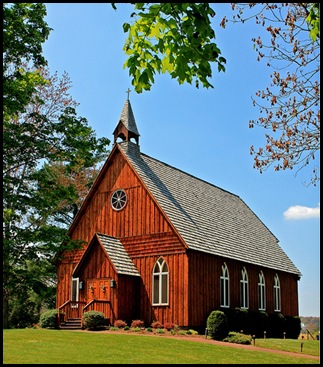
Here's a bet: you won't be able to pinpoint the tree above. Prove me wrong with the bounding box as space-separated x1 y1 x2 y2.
118 3 319 186
223 3 320 186
120 3 226 93
3 3 51 120
3 3 110 328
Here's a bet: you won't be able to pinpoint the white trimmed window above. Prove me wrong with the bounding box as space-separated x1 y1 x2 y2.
220 263 230 308
274 274 281 312
258 271 266 310
71 277 79 307
152 258 169 305
240 267 249 309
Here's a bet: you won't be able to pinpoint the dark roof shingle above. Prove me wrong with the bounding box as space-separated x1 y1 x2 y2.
97 233 140 276
119 141 301 276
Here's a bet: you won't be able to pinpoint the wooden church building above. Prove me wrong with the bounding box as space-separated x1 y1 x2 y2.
56 98 301 329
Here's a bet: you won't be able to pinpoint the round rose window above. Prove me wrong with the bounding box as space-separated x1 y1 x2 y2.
111 189 127 211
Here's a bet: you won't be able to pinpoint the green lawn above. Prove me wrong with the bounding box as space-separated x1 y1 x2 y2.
3 329 320 364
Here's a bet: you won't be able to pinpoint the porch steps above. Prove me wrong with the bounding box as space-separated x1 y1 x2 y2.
60 318 82 330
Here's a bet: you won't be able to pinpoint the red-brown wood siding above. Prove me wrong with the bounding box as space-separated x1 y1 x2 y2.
56 147 299 329
56 149 186 324
188 251 299 328
131 251 188 327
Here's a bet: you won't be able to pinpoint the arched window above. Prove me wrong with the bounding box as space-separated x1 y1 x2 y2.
152 258 169 305
71 277 79 308
258 271 266 310
274 274 281 312
220 263 230 308
240 267 249 309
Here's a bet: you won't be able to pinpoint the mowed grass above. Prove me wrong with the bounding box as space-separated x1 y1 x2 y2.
3 329 320 364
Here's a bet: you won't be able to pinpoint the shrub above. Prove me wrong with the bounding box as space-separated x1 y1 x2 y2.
151 321 164 329
132 326 141 332
109 326 119 331
10 299 41 329
114 319 127 328
156 328 165 334
124 325 130 331
131 319 144 328
285 316 301 339
146 326 153 332
206 310 229 340
39 309 59 329
187 329 199 335
248 310 269 337
267 312 286 338
223 332 251 345
164 322 174 331
82 311 105 330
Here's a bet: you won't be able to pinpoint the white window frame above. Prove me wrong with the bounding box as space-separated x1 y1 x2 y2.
240 267 249 309
274 274 281 312
152 258 169 306
220 263 230 308
71 277 79 308
258 271 266 311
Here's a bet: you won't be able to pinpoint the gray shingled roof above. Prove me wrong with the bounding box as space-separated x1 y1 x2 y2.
117 100 140 136
97 233 140 276
118 141 301 276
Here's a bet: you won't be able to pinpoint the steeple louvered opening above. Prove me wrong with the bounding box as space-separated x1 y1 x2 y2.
113 99 140 145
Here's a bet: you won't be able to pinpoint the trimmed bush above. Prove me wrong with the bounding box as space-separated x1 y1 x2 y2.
39 309 59 329
223 331 251 345
114 319 127 328
131 319 144 328
224 307 249 334
187 329 199 335
248 310 269 337
82 311 105 330
206 310 229 340
267 312 286 338
151 321 164 329
285 316 301 339
164 322 174 331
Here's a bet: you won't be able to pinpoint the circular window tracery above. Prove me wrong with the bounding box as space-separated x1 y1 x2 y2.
111 189 127 211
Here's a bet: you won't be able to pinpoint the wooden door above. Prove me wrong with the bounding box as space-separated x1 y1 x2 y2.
87 278 110 300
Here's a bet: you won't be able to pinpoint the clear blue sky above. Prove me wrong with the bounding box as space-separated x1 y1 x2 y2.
43 3 320 317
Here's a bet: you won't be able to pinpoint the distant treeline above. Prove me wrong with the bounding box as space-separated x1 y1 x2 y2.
300 316 320 332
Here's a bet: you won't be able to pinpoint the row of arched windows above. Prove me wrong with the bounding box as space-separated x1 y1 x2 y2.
215 263 281 312
152 258 281 312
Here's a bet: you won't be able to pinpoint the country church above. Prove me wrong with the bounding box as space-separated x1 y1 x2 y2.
56 98 301 329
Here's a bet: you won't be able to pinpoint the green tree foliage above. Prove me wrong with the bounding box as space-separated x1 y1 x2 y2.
3 3 110 328
3 3 51 120
118 3 319 186
306 3 320 41
121 3 226 93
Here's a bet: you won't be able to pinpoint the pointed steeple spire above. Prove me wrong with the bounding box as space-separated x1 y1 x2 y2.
113 92 140 145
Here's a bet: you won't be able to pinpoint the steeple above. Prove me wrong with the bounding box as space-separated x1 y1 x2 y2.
113 91 140 145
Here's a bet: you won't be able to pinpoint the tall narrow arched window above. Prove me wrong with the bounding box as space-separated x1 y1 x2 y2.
152 258 169 305
71 277 79 308
240 267 249 309
274 274 281 312
258 271 266 310
220 263 230 308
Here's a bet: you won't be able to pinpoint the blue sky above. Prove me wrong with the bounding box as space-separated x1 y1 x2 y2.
43 3 320 317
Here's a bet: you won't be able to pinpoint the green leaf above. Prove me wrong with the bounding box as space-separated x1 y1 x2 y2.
122 22 131 33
